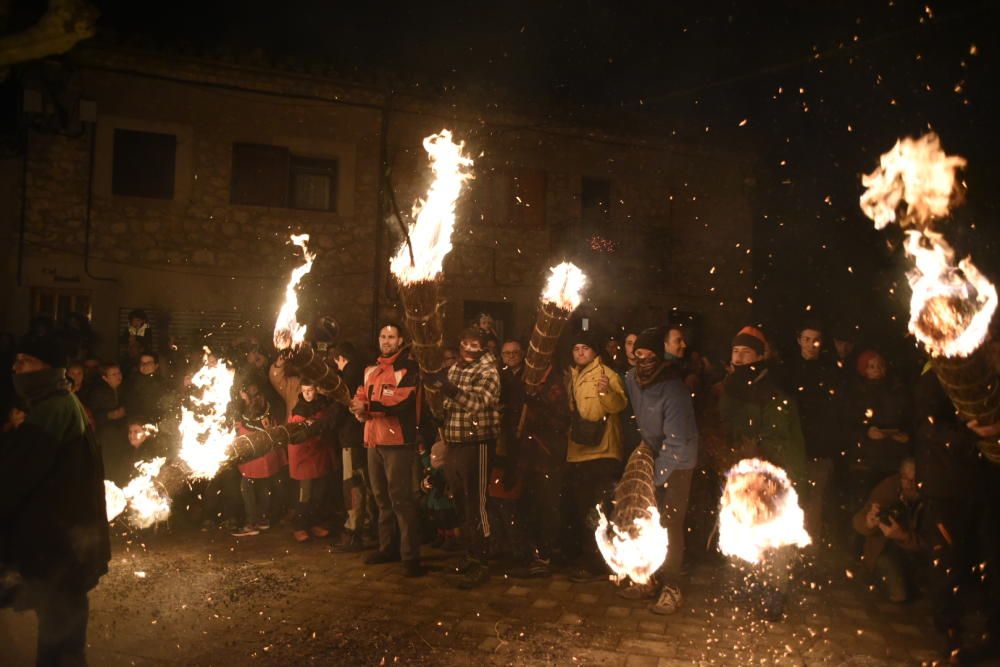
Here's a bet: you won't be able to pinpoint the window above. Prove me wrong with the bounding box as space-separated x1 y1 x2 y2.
290 155 338 211
480 167 546 226
581 177 611 223
231 143 338 212
112 129 177 199
31 288 91 322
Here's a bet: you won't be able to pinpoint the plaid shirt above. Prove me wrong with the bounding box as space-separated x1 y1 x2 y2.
443 352 501 444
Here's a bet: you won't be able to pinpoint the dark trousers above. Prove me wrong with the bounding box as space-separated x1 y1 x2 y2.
445 441 493 562
294 476 329 530
655 468 694 587
368 444 421 561
240 477 273 526
36 589 89 667
519 465 564 562
566 457 620 570
205 466 243 524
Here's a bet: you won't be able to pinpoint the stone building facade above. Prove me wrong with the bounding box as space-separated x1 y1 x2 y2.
1 45 755 362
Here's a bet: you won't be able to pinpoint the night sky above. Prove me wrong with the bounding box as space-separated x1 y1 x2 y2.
90 0 1000 362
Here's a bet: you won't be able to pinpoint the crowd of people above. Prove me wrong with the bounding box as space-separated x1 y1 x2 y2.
3 306 1000 665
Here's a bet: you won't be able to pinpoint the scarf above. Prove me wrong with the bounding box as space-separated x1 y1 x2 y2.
723 363 768 401
636 356 666 387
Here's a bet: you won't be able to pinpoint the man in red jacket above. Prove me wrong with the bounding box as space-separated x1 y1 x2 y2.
350 322 423 577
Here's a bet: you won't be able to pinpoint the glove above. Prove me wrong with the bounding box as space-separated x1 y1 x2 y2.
423 369 448 389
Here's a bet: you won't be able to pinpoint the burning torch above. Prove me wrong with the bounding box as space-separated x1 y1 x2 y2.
272 234 351 407
860 133 999 462
595 442 669 584
388 130 474 414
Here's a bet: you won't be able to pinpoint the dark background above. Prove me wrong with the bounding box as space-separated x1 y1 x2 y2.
14 0 1000 365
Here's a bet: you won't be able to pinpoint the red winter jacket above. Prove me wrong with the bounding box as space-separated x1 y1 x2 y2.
287 413 332 480
355 347 420 447
236 422 286 479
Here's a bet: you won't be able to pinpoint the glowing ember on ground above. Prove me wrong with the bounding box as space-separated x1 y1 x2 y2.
104 480 127 521
860 133 996 358
595 505 668 585
718 458 810 564
389 130 474 284
122 457 171 529
540 261 587 312
177 351 236 479
273 233 316 351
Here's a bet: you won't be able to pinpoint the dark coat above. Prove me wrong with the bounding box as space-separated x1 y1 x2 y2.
780 355 842 459
0 390 111 607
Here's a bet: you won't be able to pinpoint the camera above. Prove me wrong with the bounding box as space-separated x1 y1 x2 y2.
877 501 908 526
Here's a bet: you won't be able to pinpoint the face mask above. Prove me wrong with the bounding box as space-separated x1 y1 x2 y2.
635 355 665 386
725 363 765 400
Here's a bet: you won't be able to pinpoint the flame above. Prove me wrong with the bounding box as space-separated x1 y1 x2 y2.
541 261 587 312
860 133 966 230
718 458 810 564
861 134 996 358
104 480 127 521
176 351 236 479
595 505 669 585
389 130 474 284
273 234 316 351
122 457 171 529
904 231 997 358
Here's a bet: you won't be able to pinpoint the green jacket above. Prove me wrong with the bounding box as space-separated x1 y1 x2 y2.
719 368 807 485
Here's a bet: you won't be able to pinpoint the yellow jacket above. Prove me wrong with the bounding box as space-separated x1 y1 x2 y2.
567 358 628 463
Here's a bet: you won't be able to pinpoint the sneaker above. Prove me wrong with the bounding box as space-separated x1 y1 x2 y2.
458 560 489 590
618 579 658 600
256 521 271 531
453 555 475 575
508 557 552 579
364 549 401 565
568 566 606 584
232 525 260 537
293 530 311 543
404 559 425 578
332 532 365 553
649 585 683 615
309 526 330 539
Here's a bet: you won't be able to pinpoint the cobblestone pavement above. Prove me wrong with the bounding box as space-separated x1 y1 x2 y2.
0 528 992 666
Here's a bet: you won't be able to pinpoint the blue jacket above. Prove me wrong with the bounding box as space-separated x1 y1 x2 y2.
625 368 699 485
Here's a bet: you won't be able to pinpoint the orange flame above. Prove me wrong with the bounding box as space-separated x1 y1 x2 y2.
541 261 587 312
273 234 316 351
860 133 966 230
104 480 126 522
718 458 810 564
861 134 996 358
121 458 171 529
594 505 669 585
177 351 236 479
389 130 474 284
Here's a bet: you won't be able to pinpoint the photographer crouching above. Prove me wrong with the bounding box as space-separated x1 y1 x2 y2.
851 456 922 603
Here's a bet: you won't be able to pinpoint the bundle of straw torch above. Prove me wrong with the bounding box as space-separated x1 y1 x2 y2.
860 133 999 461
272 234 351 407
521 262 588 396
388 130 474 413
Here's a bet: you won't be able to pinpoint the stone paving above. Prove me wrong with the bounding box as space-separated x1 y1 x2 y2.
0 528 988 666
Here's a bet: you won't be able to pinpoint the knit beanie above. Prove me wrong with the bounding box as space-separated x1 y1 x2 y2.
16 334 67 368
731 326 767 357
633 327 667 358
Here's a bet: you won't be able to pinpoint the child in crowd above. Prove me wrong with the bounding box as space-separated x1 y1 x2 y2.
287 383 333 542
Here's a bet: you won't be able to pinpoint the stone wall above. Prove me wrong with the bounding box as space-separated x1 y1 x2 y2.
3 45 754 362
